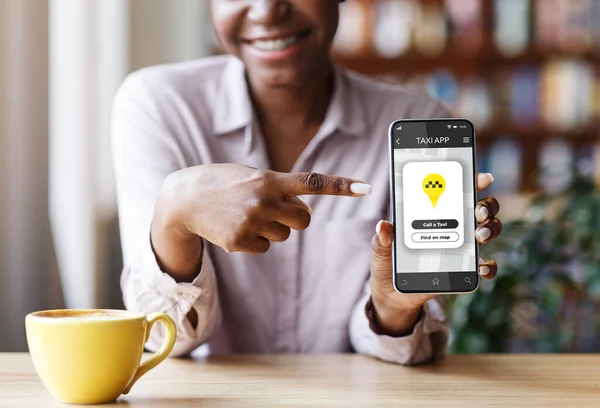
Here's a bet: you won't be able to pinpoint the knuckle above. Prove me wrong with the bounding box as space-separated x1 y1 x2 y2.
222 241 237 253
251 169 272 190
333 177 348 194
161 171 179 192
241 202 266 225
239 212 254 229
305 173 324 193
161 171 188 200
258 168 273 183
252 195 270 212
226 234 245 252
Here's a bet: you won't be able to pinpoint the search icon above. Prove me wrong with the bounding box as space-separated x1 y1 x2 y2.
464 277 472 284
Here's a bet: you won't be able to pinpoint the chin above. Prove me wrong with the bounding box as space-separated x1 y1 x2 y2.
251 64 309 89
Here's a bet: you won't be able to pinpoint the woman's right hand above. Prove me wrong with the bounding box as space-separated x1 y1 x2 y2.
151 163 371 281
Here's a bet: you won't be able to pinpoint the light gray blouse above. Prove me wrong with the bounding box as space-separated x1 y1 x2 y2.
112 55 449 364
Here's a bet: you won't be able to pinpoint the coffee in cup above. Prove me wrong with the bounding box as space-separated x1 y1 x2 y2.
25 309 176 404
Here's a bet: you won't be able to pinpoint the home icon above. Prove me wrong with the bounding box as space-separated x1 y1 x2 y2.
432 278 440 285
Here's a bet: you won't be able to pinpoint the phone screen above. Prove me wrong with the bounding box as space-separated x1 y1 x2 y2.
389 119 478 293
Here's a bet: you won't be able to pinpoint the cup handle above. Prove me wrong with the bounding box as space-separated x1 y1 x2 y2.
123 312 177 395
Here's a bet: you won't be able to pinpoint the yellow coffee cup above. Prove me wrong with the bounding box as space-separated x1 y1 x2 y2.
25 309 176 404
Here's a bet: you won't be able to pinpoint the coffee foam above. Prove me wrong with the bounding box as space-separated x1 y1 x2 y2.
55 314 131 321
30 310 137 321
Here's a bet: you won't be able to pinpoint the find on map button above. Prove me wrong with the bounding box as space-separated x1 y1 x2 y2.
412 219 459 230
412 232 460 243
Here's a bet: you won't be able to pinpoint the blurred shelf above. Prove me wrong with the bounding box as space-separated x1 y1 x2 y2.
334 49 600 76
476 126 600 141
335 0 600 195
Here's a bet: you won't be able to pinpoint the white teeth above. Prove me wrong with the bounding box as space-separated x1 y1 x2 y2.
251 36 300 51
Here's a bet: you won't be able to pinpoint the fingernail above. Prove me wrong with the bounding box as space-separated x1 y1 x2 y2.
476 228 491 242
480 266 490 276
486 173 494 183
479 206 489 220
376 220 383 236
350 183 372 195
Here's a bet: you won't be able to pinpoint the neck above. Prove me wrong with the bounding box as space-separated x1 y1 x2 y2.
247 63 334 133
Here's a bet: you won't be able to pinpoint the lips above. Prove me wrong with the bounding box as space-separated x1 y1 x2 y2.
251 36 301 51
243 30 311 52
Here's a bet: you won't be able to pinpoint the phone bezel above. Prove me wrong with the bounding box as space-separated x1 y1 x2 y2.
388 118 480 295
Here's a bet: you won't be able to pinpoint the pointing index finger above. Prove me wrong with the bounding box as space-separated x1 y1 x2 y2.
274 172 372 197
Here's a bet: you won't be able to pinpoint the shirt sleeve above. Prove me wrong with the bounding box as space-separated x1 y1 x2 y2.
349 283 448 365
111 70 221 357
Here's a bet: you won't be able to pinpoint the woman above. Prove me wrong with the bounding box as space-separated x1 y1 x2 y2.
112 0 501 364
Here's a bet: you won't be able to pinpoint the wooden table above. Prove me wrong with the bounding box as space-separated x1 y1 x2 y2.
1 353 599 407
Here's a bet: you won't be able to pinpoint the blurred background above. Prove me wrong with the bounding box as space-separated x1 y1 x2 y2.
0 0 599 353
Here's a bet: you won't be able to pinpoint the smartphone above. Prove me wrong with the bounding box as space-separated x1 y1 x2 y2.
389 118 479 294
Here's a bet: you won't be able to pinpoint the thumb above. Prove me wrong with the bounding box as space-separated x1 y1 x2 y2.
371 220 393 284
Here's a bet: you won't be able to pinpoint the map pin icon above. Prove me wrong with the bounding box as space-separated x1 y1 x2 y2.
422 174 446 208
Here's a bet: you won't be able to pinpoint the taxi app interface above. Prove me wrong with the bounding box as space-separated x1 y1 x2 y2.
391 120 477 292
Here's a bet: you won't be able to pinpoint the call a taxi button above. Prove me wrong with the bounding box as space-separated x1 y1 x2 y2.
411 232 460 243
411 219 459 230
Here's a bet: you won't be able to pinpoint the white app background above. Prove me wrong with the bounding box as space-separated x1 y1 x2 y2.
402 161 464 249
393 147 476 273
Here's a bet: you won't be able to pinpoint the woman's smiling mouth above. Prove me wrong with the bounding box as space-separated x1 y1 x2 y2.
243 30 311 53
251 35 302 51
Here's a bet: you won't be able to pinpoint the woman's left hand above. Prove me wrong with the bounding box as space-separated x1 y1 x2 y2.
369 173 501 335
